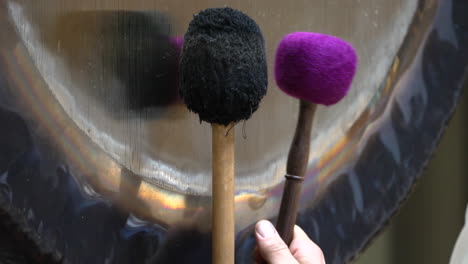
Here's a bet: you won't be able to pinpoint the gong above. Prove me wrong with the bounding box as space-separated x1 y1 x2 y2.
0 0 467 263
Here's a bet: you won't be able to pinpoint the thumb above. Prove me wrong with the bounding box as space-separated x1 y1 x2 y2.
255 220 298 264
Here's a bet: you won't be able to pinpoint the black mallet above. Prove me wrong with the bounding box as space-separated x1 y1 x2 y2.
180 8 267 264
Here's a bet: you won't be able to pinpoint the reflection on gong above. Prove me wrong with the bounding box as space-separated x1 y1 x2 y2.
0 0 467 263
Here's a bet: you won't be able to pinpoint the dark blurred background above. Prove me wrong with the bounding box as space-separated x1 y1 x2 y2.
356 85 468 264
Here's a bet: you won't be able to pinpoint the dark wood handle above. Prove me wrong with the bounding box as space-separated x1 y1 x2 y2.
276 174 304 245
276 100 316 245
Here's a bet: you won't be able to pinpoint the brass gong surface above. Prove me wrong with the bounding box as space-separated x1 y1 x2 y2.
1 0 417 226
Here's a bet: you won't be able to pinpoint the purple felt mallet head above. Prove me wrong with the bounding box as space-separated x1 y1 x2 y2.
274 32 358 105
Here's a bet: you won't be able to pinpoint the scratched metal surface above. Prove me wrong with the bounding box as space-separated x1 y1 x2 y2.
0 0 467 263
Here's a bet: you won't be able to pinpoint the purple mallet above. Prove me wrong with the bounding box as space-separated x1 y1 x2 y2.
274 32 358 247
275 32 357 105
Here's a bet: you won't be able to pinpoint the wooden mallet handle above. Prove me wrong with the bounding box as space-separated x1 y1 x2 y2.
212 124 235 264
276 100 316 245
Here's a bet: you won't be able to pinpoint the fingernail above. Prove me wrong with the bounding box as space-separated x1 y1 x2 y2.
256 220 276 239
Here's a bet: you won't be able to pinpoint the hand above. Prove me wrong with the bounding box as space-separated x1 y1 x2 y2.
254 220 325 264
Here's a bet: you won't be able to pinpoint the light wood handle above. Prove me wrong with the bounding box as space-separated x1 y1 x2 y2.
212 123 235 264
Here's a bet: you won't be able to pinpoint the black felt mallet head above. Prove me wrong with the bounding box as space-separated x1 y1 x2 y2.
180 7 267 126
179 7 267 264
